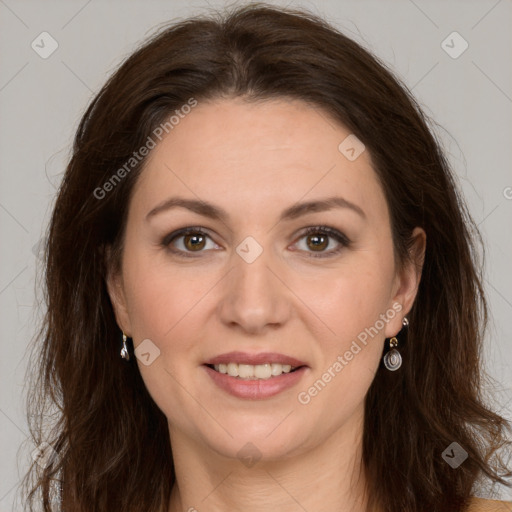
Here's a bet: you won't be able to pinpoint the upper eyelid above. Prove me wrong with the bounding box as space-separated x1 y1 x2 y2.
164 225 345 241
164 225 349 252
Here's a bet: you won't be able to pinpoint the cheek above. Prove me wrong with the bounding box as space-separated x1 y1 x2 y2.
120 255 210 425
304 252 396 349
122 252 206 342
293 266 393 433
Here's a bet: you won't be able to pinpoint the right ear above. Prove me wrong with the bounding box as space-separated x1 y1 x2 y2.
104 245 132 336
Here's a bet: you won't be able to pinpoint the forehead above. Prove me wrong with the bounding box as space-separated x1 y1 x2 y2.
130 97 387 225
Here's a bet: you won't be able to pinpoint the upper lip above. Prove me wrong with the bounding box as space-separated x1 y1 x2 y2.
204 351 308 367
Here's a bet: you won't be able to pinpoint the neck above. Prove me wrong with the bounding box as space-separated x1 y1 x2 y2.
167 407 372 512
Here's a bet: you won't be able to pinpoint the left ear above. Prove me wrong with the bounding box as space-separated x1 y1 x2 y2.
384 226 426 338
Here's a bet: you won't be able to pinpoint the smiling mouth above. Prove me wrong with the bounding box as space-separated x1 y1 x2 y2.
206 362 304 380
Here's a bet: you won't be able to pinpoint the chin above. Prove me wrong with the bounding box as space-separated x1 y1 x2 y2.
201 418 313 464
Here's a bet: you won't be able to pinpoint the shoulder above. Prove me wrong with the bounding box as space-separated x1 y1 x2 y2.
466 497 512 511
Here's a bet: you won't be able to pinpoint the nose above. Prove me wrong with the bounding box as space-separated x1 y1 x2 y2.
217 244 291 335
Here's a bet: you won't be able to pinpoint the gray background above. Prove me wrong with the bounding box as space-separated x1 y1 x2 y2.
1 0 511 509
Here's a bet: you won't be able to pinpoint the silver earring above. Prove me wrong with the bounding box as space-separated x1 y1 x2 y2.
383 336 402 371
120 333 130 361
383 316 408 371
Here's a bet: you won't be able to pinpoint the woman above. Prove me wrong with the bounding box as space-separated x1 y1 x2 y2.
21 3 512 511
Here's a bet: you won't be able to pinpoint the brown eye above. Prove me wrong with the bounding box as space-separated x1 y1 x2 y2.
295 226 350 258
162 227 218 257
183 233 206 251
163 225 350 259
306 233 329 252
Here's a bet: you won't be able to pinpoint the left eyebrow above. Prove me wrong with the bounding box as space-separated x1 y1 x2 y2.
145 195 366 223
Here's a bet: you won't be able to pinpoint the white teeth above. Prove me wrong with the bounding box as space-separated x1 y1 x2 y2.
254 364 272 379
212 362 296 379
238 364 254 378
227 363 239 377
271 363 283 376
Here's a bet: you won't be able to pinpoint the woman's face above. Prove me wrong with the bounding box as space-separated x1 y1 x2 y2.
107 97 425 462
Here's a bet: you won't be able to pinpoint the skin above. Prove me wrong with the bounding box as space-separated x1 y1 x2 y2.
106 97 426 512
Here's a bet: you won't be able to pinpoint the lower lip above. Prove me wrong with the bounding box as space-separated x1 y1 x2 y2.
203 365 308 400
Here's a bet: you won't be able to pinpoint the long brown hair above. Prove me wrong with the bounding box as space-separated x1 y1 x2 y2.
20 3 512 511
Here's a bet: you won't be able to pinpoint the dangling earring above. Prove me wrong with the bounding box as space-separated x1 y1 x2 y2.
383 316 408 371
120 332 130 361
383 336 402 371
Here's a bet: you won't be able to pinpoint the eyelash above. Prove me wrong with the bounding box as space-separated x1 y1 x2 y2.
161 225 351 259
